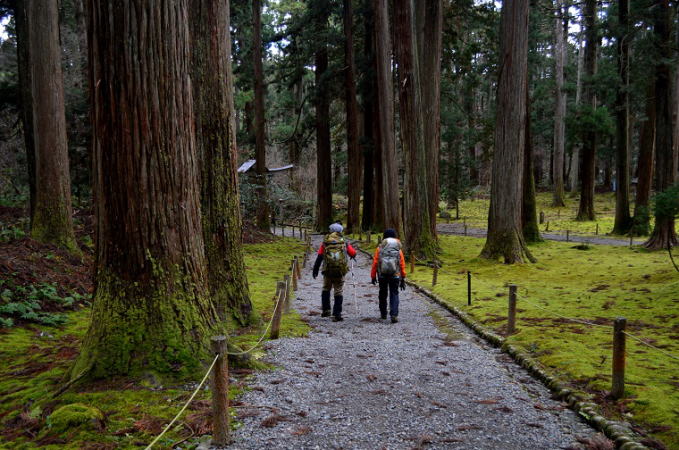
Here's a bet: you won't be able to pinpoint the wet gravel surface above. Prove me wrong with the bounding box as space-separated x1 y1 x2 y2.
226 236 597 449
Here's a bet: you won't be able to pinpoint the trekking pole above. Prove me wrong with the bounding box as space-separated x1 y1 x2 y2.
351 258 360 317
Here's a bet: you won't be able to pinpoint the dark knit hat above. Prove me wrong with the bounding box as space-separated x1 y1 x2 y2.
383 228 397 239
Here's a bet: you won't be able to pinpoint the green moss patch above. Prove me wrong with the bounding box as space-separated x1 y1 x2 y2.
409 234 679 447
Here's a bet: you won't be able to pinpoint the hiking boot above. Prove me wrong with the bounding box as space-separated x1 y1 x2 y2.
391 316 399 323
332 315 343 322
332 295 344 317
321 310 331 317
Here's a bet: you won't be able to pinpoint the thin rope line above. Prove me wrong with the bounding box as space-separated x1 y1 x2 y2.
517 296 609 329
227 277 286 356
622 331 679 362
145 353 220 450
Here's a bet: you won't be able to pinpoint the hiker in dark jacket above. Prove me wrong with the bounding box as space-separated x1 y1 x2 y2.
370 228 406 323
312 223 357 321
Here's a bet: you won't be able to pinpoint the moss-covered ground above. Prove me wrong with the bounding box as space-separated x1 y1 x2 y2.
0 237 308 449
441 192 679 237
407 234 679 447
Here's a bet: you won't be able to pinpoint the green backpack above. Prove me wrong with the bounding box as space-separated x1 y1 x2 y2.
322 232 349 277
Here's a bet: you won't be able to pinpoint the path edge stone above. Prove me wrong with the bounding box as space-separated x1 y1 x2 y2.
351 242 648 450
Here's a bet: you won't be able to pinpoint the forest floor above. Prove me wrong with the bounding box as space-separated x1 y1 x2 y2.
227 234 601 449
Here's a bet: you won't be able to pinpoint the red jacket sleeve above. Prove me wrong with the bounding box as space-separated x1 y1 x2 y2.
317 243 325 255
371 247 380 279
399 250 407 278
346 244 357 258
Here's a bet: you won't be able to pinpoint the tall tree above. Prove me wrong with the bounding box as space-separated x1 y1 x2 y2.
361 0 377 231
314 1 333 231
523 85 541 243
633 85 656 234
393 0 434 258
576 0 598 221
373 0 401 234
190 0 253 323
415 0 443 239
72 0 219 379
612 0 632 234
344 0 361 234
552 0 566 207
480 0 534 263
568 35 584 192
23 0 78 252
253 0 270 231
644 0 677 250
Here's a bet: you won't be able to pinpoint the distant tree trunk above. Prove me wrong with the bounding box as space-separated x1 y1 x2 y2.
393 0 435 258
315 5 333 231
373 0 400 234
14 0 36 221
361 0 376 231
253 0 270 231
415 0 443 239
190 0 253 324
645 0 677 250
523 86 542 243
612 0 632 234
569 34 584 192
552 0 566 207
373 88 385 231
288 71 304 195
480 0 534 263
25 0 78 252
344 0 362 234
72 0 219 380
577 0 598 221
633 86 655 233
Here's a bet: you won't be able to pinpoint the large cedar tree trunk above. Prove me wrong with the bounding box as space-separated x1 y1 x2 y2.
72 0 219 380
569 35 584 192
415 0 443 239
25 0 78 252
315 5 333 231
190 0 252 324
253 0 271 231
552 0 567 206
645 0 678 249
480 0 534 263
633 85 656 234
393 0 435 258
360 0 376 231
344 0 362 234
373 0 401 235
577 0 598 221
523 86 542 243
612 0 632 234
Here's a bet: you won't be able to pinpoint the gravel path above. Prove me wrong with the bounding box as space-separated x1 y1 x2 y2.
437 222 639 246
227 236 598 449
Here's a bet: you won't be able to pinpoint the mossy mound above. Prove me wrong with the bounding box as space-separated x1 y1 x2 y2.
46 403 104 434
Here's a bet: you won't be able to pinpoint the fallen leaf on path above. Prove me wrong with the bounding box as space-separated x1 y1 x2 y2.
475 398 502 405
260 414 289 428
366 374 377 382
291 425 312 436
456 425 482 431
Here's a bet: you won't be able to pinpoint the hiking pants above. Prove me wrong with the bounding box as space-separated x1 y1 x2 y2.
322 276 344 296
378 276 400 317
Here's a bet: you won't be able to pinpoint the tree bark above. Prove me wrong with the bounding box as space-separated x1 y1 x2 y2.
25 0 78 252
315 3 333 231
14 0 36 222
393 0 435 259
361 0 376 231
552 0 566 206
373 0 401 235
415 0 442 240
644 0 678 249
523 85 542 243
633 84 655 234
612 0 632 234
577 0 598 221
569 34 584 192
190 0 253 324
480 0 534 263
253 0 271 231
344 0 362 234
72 0 219 380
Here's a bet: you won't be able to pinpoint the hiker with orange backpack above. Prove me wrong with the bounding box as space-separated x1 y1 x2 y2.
370 228 406 323
312 222 357 321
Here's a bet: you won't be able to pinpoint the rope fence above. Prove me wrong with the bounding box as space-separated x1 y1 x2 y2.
145 241 311 448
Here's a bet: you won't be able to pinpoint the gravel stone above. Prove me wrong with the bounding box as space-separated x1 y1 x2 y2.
224 236 598 449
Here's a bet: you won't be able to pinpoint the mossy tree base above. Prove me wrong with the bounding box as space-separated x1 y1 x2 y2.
481 228 536 264
70 270 220 382
643 218 678 250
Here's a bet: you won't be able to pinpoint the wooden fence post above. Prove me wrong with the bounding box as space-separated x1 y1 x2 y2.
611 317 627 399
539 211 545 224
432 263 438 286
507 284 517 334
464 224 468 236
292 259 298 292
467 271 472 306
282 225 285 237
283 274 291 312
629 234 633 247
295 256 301 279
367 231 371 244
596 223 599 235
566 229 570 242
210 336 230 445
410 253 415 274
270 281 286 339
